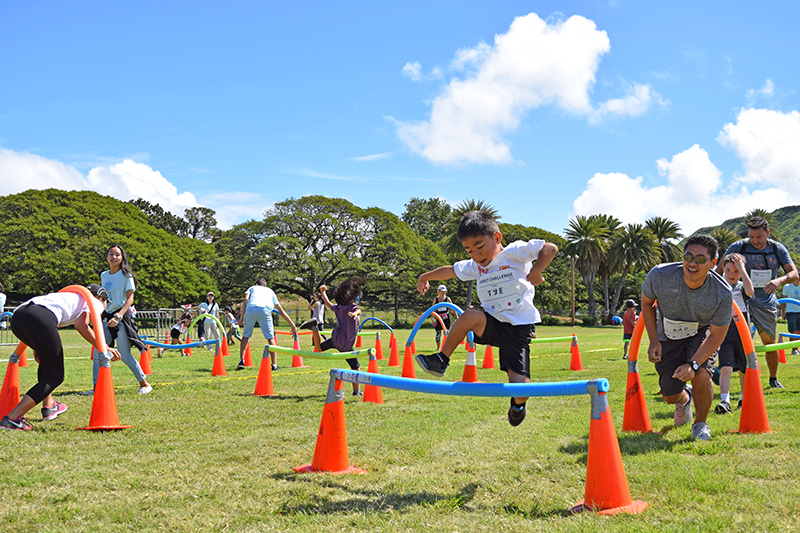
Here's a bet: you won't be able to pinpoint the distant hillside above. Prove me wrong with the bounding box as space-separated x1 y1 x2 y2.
691 205 800 254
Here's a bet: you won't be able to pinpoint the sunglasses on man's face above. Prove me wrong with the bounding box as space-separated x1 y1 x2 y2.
683 252 710 265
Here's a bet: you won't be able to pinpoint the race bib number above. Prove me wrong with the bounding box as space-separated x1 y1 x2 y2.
477 269 523 313
663 317 699 340
751 269 772 289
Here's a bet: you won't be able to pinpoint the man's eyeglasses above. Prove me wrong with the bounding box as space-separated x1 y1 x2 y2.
683 252 710 265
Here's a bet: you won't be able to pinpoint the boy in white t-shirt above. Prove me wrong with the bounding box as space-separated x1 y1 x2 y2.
415 211 558 426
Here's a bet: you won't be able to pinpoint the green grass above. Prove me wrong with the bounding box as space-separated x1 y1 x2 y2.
1 326 800 532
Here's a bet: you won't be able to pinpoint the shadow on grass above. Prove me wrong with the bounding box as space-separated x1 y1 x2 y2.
559 430 678 462
236 393 324 402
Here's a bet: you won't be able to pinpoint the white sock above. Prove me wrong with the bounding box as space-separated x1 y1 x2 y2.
721 393 730 403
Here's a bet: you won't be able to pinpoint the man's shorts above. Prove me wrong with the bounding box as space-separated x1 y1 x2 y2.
654 326 716 397
786 312 800 332
242 307 275 340
749 303 778 341
473 312 533 378
717 320 746 373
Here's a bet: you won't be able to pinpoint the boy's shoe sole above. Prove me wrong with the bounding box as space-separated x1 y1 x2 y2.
508 399 526 427
415 353 448 378
714 401 731 415
41 401 68 421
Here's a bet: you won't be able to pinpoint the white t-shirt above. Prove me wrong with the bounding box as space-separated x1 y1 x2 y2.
199 301 219 323
22 293 91 327
245 285 279 311
311 301 324 323
453 239 545 326
101 269 135 313
0 292 6 314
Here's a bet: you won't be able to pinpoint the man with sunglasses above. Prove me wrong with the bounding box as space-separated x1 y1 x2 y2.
641 234 732 441
716 216 798 389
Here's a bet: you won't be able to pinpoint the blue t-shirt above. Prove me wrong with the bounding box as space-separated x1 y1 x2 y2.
782 283 800 313
101 269 135 313
723 239 794 309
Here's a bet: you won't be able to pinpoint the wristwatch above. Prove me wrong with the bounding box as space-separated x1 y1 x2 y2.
690 360 699 372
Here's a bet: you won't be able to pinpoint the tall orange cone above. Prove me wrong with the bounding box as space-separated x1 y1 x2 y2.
356 335 363 348
622 318 652 433
388 334 400 367
363 351 383 404
78 360 132 431
139 349 153 375
243 341 254 367
374 332 384 360
291 334 309 368
570 334 585 371
0 345 24 419
222 336 230 357
732 302 771 433
294 377 367 474
211 344 227 376
460 343 480 383
253 346 275 396
482 345 495 369
401 345 417 378
185 336 193 357
571 382 648 515
18 346 28 368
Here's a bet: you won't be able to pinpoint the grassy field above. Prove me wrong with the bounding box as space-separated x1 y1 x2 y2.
1 325 799 532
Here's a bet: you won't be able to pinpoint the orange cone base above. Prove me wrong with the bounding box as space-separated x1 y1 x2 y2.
253 358 275 396
459 366 482 383
363 384 383 404
570 500 649 515
401 347 416 378
291 356 310 368
292 463 367 474
78 367 130 431
212 355 227 376
570 357 587 371
779 350 787 364
0 363 21 419
622 375 652 433
139 352 153 376
77 424 133 431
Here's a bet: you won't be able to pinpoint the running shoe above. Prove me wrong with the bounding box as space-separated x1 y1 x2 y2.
0 416 32 431
298 319 317 330
769 378 784 389
690 421 711 441
674 385 693 427
508 398 527 427
41 401 68 421
415 352 450 377
271 364 280 371
236 360 245 371
714 400 731 415
137 384 153 395
352 390 363 396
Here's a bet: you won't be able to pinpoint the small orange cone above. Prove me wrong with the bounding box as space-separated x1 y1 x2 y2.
146 344 153 362
401 345 417 378
731 302 771 434
243 341 254 367
211 345 227 376
622 318 651 433
570 335 585 371
356 335 363 348
388 334 400 367
411 339 417 354
139 349 153 375
186 336 193 357
482 345 495 369
0 352 22 419
294 377 366 474
571 383 648 515
363 351 383 404
374 332 384 360
222 336 230 357
253 347 275 396
291 335 309 368
18 346 28 368
460 343 480 383
78 364 132 431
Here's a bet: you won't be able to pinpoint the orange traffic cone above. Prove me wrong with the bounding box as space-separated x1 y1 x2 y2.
356 335 363 348
0 351 22 419
186 336 193 357
622 318 651 433
401 345 417 378
211 345 227 376
293 378 366 474
731 302 770 433
291 335 309 368
363 351 383 404
482 345 495 369
374 332 384 360
570 335 585 371
253 348 275 396
78 364 132 431
139 349 153 376
243 341 254 367
571 385 648 515
411 339 417 355
18 346 28 368
222 336 230 357
146 344 153 362
460 343 480 383
388 334 400 367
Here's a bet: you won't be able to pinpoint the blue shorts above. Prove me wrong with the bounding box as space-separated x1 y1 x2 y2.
242 307 275 340
786 312 800 333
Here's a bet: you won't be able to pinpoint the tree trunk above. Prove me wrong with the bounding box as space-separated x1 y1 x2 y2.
609 263 632 318
586 277 597 319
394 291 399 324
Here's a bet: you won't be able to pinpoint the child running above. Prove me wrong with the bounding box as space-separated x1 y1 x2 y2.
414 210 558 426
1 284 121 430
222 306 242 346
158 312 193 358
716 253 754 413
309 277 366 396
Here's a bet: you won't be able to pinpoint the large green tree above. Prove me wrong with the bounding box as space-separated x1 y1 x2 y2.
401 197 453 243
646 216 683 263
564 215 609 320
607 223 660 316
128 198 190 236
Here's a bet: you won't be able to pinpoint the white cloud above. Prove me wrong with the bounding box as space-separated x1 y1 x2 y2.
0 148 87 194
392 12 658 165
745 79 775 104
590 83 667 124
401 62 422 82
347 152 393 162
198 191 272 230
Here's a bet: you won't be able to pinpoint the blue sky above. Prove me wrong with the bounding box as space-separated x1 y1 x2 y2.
2 1 799 236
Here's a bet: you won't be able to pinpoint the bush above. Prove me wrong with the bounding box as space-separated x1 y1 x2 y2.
581 316 598 327
540 315 561 326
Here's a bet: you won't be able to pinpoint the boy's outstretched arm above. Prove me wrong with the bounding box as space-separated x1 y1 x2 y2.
526 243 558 286
417 266 456 295
275 303 298 335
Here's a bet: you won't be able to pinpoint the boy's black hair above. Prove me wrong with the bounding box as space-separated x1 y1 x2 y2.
86 283 110 302
457 211 500 242
684 234 718 260
333 276 366 306
747 216 769 232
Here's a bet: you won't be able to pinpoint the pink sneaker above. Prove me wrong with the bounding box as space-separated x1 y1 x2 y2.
41 401 68 421
1 416 33 430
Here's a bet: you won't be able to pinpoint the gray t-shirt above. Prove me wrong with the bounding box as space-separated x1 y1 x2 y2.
723 238 794 309
642 263 732 342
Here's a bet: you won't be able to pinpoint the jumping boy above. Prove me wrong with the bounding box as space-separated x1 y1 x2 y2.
415 210 558 426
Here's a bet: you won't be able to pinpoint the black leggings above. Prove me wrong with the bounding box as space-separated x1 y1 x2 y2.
10 304 65 405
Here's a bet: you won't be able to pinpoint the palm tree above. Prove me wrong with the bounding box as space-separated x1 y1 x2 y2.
441 199 501 307
608 223 660 316
564 215 609 320
645 216 683 263
594 215 622 321
712 227 739 261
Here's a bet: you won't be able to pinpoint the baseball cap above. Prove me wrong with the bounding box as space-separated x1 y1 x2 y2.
207 291 215 296
625 299 636 308
438 285 447 292
86 283 109 301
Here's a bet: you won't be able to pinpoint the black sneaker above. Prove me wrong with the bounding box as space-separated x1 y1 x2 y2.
769 378 784 389
299 320 318 331
352 390 363 396
738 398 743 410
271 364 280 371
714 400 731 415
236 359 245 371
508 398 526 426
415 352 450 377
1 415 32 431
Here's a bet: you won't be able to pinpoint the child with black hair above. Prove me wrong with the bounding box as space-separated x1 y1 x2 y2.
1 284 121 430
415 210 558 426
222 306 242 346
309 276 366 396
158 312 193 358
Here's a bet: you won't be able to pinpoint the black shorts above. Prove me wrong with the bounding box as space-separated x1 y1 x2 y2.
718 320 746 373
654 326 716 397
473 312 534 378
434 314 451 331
623 333 632 341
320 338 360 370
170 328 182 340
